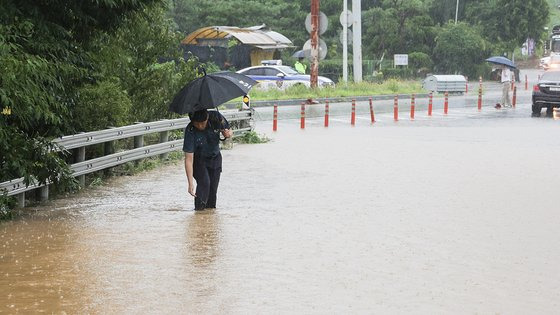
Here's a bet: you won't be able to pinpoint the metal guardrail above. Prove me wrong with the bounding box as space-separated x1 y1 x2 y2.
1 109 253 201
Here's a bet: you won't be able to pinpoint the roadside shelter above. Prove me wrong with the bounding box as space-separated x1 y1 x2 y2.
181 24 293 70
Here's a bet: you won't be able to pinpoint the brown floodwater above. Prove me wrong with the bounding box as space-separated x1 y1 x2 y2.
2 106 560 313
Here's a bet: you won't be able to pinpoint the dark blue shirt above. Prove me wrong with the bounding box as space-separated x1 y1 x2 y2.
182 111 229 159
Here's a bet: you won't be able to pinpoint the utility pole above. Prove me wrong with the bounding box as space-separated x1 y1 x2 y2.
455 0 459 24
343 0 348 83
310 0 319 88
352 0 362 82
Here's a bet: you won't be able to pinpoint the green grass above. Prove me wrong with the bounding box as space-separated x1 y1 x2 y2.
230 79 423 103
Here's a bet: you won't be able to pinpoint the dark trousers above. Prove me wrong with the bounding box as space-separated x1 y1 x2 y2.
193 154 222 210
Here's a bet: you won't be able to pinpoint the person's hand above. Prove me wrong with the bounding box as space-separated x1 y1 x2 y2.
222 129 233 138
188 184 196 197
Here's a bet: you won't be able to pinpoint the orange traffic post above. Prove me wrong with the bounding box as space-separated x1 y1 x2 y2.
300 102 305 129
369 97 375 123
525 74 528 90
478 86 482 111
410 94 415 120
273 104 278 131
479 76 482 92
511 80 514 91
444 91 449 115
324 100 329 127
512 86 517 108
465 76 468 94
428 92 433 116
351 99 356 126
393 95 399 121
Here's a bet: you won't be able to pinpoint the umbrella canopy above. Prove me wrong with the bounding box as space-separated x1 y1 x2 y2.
485 56 516 69
168 71 258 114
292 50 306 58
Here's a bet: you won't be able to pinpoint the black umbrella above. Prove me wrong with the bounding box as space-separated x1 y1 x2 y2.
168 71 258 114
292 50 306 58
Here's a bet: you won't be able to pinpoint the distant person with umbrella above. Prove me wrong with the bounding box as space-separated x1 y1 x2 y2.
169 70 257 210
292 50 307 74
485 56 516 109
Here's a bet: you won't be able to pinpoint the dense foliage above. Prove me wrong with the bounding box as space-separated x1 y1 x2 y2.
0 0 199 208
170 0 550 77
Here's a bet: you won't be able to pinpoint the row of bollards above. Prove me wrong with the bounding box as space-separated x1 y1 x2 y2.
271 78 528 130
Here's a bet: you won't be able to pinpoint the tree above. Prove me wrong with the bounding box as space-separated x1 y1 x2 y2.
432 22 489 77
1 0 189 203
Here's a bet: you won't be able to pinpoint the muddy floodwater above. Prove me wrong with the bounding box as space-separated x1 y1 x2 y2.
2 107 560 313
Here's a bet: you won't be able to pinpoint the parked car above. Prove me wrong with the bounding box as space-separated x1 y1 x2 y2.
532 70 560 116
236 65 334 90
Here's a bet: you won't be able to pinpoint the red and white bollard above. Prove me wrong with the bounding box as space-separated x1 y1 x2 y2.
478 86 482 111
351 99 356 126
465 76 468 94
428 92 433 116
410 94 415 120
300 102 305 129
525 74 528 91
479 76 482 92
394 95 399 121
444 91 449 115
512 86 517 108
369 97 375 123
324 100 329 127
273 104 278 131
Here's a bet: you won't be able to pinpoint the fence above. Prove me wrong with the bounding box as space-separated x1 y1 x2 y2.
0 109 253 207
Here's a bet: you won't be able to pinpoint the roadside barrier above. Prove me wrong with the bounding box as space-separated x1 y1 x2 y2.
300 102 305 129
273 104 278 131
410 94 415 120
428 92 433 116
351 99 356 126
554 108 560 120
478 85 482 111
369 97 375 123
394 95 399 121
444 91 449 114
324 100 329 127
1 109 253 207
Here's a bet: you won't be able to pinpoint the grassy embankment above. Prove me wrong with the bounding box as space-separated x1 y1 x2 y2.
244 79 423 102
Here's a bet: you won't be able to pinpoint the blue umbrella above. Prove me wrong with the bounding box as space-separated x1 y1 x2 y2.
485 56 516 69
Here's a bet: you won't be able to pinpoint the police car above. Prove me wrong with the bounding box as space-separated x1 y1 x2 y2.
236 60 334 90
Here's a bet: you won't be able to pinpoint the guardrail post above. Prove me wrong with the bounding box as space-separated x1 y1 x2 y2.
38 186 48 202
16 193 25 208
74 147 86 187
159 130 169 159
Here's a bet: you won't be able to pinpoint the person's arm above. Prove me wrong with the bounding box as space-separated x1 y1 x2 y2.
221 129 233 138
184 152 196 197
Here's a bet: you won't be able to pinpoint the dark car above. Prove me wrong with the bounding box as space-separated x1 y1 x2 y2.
532 70 560 116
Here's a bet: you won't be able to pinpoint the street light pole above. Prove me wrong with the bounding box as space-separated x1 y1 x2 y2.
455 0 459 24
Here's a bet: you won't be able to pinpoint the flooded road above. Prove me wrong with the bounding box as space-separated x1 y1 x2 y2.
2 101 560 313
